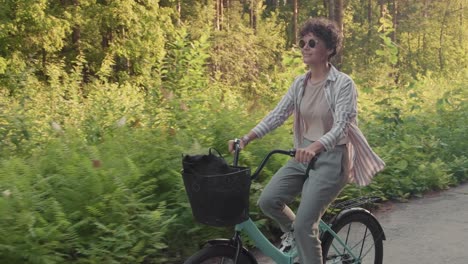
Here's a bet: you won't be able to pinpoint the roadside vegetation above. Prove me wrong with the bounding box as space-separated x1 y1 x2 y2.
0 0 466 263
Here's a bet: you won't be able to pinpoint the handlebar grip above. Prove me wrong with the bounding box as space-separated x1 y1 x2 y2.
233 138 241 166
289 149 296 157
305 155 319 176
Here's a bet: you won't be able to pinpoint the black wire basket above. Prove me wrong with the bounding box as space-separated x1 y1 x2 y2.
182 150 251 227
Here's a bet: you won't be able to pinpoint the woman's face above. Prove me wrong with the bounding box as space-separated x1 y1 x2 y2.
300 33 332 66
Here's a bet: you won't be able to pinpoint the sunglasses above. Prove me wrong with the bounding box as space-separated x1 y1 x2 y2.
298 38 318 49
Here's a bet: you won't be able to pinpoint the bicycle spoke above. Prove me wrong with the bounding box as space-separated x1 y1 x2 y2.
342 222 352 257
326 222 378 264
359 226 368 258
346 227 386 261
346 232 373 262
358 230 386 261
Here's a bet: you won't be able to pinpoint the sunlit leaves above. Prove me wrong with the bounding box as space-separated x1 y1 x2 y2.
0 1 466 263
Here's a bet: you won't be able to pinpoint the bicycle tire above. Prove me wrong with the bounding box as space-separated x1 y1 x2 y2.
321 212 384 264
184 244 256 264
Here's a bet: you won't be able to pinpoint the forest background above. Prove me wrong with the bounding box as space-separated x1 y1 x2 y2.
0 0 466 263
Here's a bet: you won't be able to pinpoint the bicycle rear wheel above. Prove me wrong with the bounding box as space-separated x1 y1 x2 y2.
321 212 384 264
184 244 256 264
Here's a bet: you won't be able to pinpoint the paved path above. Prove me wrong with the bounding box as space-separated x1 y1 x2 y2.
253 183 468 263
376 183 468 263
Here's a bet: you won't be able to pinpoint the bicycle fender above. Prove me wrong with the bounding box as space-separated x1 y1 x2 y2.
203 239 258 264
328 208 386 240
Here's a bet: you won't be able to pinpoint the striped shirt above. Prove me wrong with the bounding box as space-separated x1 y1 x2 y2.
252 65 385 186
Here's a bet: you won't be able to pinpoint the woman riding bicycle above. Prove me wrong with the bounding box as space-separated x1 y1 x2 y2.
228 17 385 264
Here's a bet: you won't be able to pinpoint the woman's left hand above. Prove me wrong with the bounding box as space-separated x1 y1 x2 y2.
295 141 324 163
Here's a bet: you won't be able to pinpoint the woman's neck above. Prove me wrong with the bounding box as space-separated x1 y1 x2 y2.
309 63 330 82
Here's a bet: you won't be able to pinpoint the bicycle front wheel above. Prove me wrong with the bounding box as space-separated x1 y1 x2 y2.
321 212 384 264
184 244 256 264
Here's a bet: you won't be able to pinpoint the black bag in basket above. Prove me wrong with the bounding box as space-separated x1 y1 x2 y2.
182 148 251 227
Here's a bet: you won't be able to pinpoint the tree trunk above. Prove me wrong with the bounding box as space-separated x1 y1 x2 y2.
421 0 428 69
333 0 343 66
215 0 220 30
379 0 386 18
249 0 253 27
391 0 398 42
225 0 230 30
460 0 464 46
365 0 372 58
367 0 372 36
334 0 343 32
458 1 466 46
220 0 224 30
293 0 298 43
439 0 452 71
249 0 257 30
72 0 80 49
329 0 335 20
42 48 47 71
407 31 412 67
328 0 343 28
177 0 181 17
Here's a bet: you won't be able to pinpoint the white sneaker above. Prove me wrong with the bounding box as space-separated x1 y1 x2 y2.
279 231 296 252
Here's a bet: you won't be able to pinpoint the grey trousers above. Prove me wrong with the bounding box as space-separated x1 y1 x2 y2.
257 139 348 264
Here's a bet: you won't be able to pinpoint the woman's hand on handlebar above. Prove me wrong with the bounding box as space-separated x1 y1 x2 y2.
228 133 255 153
295 141 324 163
294 148 316 163
228 139 246 153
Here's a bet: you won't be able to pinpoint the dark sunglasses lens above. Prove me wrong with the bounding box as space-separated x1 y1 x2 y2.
299 39 306 48
308 39 316 48
299 39 317 48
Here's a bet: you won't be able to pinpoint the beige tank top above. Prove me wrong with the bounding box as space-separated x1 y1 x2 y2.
300 78 347 145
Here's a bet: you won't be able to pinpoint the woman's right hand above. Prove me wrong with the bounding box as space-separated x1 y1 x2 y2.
228 139 247 153
229 133 255 153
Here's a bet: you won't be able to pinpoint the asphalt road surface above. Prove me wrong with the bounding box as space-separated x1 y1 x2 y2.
254 183 468 264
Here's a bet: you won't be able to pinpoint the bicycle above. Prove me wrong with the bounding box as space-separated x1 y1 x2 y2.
183 139 385 264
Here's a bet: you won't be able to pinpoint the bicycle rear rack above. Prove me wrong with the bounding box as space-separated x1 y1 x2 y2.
322 196 382 223
330 196 382 211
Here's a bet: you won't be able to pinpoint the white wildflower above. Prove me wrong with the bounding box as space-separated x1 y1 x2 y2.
51 121 62 132
2 189 11 198
116 116 126 127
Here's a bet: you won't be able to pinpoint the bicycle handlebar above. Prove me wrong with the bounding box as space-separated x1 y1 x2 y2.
250 149 297 180
233 139 318 180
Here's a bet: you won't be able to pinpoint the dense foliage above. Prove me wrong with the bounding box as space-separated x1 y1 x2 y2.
0 0 466 263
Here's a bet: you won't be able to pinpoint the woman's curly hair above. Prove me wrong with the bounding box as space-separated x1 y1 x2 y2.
299 17 343 60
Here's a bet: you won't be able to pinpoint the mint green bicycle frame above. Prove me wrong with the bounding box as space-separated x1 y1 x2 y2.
183 143 383 264
227 143 364 264
235 218 360 264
